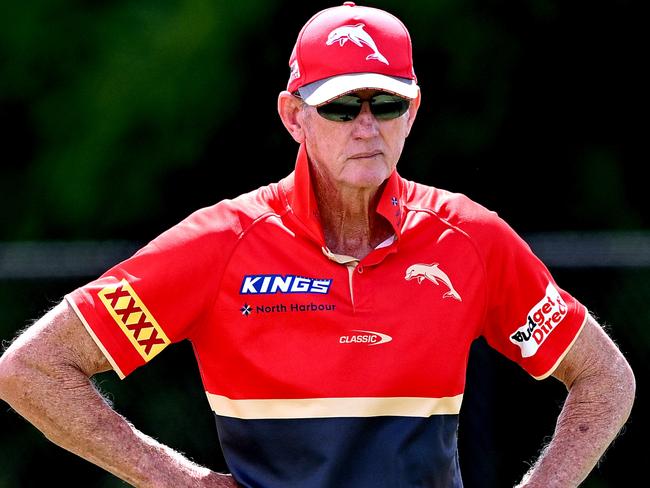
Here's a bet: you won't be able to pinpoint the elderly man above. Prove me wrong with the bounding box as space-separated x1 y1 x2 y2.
0 3 635 487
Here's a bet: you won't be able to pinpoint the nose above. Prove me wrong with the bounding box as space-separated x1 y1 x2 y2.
351 101 380 138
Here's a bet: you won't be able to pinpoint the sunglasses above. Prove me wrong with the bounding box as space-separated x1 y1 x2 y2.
314 92 410 122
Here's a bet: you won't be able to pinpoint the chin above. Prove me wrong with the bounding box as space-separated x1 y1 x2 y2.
342 169 391 190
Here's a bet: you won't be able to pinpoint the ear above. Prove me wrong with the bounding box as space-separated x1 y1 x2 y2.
278 91 306 144
404 90 421 137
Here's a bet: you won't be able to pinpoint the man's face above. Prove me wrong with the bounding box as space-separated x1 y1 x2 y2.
298 89 419 192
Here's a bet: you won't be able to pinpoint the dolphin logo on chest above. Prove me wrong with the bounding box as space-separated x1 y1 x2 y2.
405 263 462 302
326 23 389 65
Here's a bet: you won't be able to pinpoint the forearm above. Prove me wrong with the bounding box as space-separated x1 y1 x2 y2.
517 354 635 487
0 357 233 487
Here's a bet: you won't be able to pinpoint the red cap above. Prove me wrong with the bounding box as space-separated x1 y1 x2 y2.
287 2 419 106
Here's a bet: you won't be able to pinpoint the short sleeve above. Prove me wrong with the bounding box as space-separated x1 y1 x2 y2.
479 215 587 379
66 205 237 378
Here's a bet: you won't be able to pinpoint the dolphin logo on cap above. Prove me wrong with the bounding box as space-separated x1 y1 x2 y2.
326 23 389 65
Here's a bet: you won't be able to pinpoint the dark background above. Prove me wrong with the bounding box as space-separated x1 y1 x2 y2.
0 1 647 486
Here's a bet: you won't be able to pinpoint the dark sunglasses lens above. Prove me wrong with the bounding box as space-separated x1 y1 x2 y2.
317 96 362 122
370 94 410 120
316 94 410 122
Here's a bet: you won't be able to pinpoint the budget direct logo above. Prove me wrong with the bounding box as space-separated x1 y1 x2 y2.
240 275 332 295
339 330 393 346
509 283 568 358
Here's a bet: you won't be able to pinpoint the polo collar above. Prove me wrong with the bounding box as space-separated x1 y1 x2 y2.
281 144 404 245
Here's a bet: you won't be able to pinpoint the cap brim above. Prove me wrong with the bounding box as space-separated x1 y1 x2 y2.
298 73 419 106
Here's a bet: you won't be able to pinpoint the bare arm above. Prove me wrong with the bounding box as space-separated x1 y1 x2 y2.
0 300 236 488
516 314 635 487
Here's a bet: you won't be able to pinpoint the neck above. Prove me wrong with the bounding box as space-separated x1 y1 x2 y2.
313 178 393 260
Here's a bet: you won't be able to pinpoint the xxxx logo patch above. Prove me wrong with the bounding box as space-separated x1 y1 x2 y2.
98 280 170 362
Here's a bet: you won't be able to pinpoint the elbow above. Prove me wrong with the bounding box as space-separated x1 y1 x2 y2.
619 356 636 421
0 339 44 409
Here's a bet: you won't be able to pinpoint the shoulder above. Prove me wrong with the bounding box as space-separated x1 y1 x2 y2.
149 182 284 253
400 177 528 261
401 178 502 230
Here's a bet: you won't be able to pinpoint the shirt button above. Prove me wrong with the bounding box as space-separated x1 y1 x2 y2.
357 265 364 273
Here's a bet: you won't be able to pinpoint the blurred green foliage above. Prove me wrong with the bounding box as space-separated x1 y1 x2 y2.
1 0 645 240
1 0 272 239
0 0 646 486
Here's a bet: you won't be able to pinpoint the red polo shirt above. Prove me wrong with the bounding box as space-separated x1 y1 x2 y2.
66 144 587 487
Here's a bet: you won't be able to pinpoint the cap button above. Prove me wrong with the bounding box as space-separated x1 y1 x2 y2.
343 2 356 6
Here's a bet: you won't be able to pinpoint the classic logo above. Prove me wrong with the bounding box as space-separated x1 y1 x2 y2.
339 330 393 346
326 23 389 65
98 279 170 361
509 283 568 358
240 275 332 295
404 263 462 301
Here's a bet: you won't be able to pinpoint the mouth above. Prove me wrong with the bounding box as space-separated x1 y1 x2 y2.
349 151 382 159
